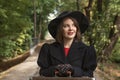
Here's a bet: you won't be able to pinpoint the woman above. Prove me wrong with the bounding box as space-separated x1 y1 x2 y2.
37 11 97 78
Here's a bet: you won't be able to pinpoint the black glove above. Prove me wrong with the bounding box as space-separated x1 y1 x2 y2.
55 64 74 77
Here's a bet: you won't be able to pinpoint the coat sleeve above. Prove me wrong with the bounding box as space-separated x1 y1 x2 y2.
37 43 55 77
82 45 97 77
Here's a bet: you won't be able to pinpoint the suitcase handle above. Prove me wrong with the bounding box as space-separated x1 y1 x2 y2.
55 71 72 77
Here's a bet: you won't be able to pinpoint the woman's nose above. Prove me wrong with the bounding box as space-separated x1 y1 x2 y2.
69 26 73 30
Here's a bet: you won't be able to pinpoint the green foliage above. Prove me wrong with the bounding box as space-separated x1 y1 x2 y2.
0 0 33 60
0 32 31 59
88 12 113 53
84 0 120 60
15 32 31 54
0 37 16 58
56 0 77 11
110 38 120 63
28 0 57 39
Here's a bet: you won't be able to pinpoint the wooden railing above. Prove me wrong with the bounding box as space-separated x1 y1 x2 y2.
30 76 93 80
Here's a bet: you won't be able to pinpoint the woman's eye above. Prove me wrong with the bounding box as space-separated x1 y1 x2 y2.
63 24 69 27
63 25 68 28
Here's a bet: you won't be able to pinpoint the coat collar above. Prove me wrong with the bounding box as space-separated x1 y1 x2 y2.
50 41 87 63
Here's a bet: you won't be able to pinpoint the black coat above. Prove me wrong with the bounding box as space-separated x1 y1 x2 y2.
37 41 97 77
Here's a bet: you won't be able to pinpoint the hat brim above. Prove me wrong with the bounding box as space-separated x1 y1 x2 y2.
48 11 89 38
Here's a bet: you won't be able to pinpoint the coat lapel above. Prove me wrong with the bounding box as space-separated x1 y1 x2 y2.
67 41 86 62
50 43 65 63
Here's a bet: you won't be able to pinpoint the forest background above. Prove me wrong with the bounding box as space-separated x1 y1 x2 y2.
0 0 120 80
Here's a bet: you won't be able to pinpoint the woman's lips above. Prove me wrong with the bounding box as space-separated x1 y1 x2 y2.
67 32 74 35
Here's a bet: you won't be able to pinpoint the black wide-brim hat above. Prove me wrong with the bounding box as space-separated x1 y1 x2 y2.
48 11 89 38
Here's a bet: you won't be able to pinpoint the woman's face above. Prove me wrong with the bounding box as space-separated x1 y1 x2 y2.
62 18 77 40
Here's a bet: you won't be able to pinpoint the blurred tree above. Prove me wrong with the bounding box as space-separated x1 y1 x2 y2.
0 0 33 60
95 0 120 62
33 0 57 39
0 0 120 63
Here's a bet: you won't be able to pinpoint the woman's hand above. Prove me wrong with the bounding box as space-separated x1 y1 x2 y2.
55 64 74 77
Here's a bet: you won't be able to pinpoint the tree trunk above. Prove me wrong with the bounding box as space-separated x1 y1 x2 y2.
97 0 102 13
97 0 102 19
84 0 93 20
84 0 93 45
33 0 37 38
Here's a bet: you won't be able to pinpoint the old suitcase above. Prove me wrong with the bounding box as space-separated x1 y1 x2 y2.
30 76 93 80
